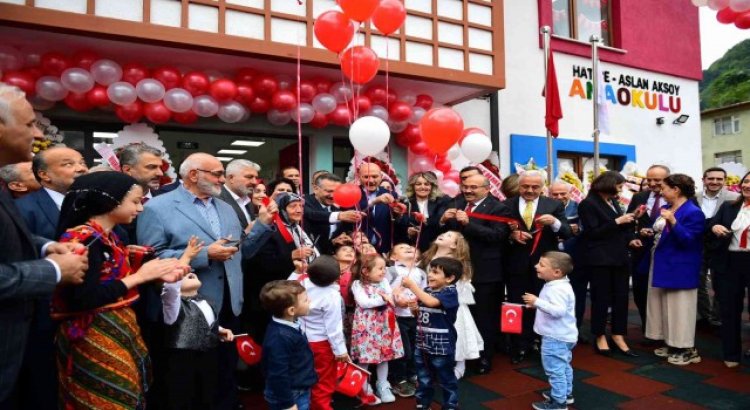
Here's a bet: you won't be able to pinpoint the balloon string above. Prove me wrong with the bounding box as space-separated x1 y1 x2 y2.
385 37 391 164
295 2 304 214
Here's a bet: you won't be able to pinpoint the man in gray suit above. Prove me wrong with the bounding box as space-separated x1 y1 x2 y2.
697 167 739 326
0 84 88 407
137 152 275 410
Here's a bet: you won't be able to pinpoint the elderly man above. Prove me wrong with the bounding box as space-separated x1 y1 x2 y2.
138 152 274 410
118 142 164 199
304 172 362 254
627 164 670 334
503 172 572 364
0 84 88 408
0 162 40 198
441 173 511 374
219 159 260 230
697 167 738 326
356 162 403 253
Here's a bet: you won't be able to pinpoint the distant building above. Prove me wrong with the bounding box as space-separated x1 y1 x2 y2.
701 101 749 170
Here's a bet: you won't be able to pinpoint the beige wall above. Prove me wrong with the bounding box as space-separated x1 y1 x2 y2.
701 105 750 171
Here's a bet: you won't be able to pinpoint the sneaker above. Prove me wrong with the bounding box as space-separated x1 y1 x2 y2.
532 399 568 410
376 381 396 403
724 361 740 368
667 348 701 366
415 405 431 410
654 347 671 358
391 380 415 398
541 390 575 404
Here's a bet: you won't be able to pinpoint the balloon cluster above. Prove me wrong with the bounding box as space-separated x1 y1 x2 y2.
692 0 750 29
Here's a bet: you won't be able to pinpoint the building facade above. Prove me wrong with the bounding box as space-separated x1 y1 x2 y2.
701 101 750 170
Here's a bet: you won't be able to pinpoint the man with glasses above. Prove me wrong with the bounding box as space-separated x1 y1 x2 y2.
441 173 511 374
626 164 670 335
304 172 363 255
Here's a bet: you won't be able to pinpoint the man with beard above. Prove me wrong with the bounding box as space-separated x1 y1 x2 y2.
118 143 164 201
219 159 260 231
356 162 404 253
0 162 40 199
138 153 275 410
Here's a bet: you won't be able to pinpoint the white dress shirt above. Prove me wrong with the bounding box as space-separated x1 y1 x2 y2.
224 184 252 224
532 277 578 343
387 264 427 317
519 197 561 232
44 187 65 210
416 199 429 218
700 190 721 219
161 281 217 326
299 279 347 355
729 204 750 252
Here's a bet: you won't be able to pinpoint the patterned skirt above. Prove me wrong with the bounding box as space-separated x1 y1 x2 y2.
56 307 151 410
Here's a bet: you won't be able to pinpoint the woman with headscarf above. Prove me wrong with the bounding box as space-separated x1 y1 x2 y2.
52 172 185 409
395 171 448 252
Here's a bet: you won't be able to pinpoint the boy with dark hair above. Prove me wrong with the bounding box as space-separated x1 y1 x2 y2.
260 280 317 410
299 255 350 410
522 251 577 410
401 257 462 410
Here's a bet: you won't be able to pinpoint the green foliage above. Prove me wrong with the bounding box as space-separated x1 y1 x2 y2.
700 39 750 110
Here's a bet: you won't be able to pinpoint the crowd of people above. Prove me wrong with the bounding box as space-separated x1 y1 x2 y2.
2 82 750 410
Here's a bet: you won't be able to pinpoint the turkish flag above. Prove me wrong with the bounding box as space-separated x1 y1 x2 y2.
544 51 563 137
236 334 263 365
335 362 371 397
501 303 523 334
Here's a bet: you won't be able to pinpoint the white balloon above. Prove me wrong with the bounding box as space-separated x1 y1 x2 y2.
60 68 95 93
439 179 460 197
36 76 68 102
460 133 492 163
107 81 137 106
401 94 417 105
276 74 293 90
388 120 408 133
730 0 750 11
218 101 247 123
330 81 353 103
267 109 292 126
708 0 729 9
163 88 194 113
447 144 461 160
90 59 123 86
409 107 425 125
192 95 219 117
136 79 166 103
349 116 391 156
292 103 315 123
312 93 337 115
0 45 22 71
366 105 389 122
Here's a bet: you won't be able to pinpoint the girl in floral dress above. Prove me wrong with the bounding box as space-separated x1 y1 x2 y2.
350 254 404 405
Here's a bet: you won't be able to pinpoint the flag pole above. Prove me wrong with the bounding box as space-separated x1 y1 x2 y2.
590 34 601 178
541 26 553 186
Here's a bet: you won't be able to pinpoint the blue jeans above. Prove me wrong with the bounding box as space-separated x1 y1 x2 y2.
266 388 310 410
541 337 575 404
414 348 459 409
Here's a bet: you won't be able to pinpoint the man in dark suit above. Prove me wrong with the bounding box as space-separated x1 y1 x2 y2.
217 159 260 232
442 173 511 373
304 172 362 255
117 142 165 243
0 84 88 408
626 164 670 333
504 172 572 363
0 162 40 199
356 162 403 253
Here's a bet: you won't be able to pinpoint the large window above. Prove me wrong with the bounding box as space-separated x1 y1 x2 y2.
715 150 743 165
552 0 612 46
713 116 740 136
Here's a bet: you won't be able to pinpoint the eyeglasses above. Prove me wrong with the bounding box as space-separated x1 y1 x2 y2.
196 169 225 178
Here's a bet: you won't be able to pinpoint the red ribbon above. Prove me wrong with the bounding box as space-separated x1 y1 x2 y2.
740 226 749 249
466 211 544 255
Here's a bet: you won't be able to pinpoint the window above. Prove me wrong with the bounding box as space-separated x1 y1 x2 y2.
713 116 740 136
557 151 620 179
552 0 612 46
715 150 743 165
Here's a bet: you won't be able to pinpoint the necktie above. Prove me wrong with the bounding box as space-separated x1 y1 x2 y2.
523 200 534 230
649 194 662 221
465 202 475 213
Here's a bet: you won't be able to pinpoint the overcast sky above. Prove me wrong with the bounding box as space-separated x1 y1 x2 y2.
700 7 750 70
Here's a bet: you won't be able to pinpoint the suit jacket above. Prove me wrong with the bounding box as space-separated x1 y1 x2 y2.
444 195 511 284
652 201 705 289
626 191 655 275
355 187 395 253
137 185 272 318
561 200 580 255
0 187 57 400
303 194 348 255
15 188 60 241
394 196 449 252
217 186 251 230
245 230 298 314
708 200 744 274
503 196 572 276
578 193 632 267
696 188 739 209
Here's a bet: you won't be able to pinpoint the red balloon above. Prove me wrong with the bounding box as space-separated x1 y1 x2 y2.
372 0 407 35
296 80 317 103
717 7 740 24
389 101 412 122
85 84 109 107
736 11 750 28
349 95 372 114
328 103 353 127
144 101 172 124
444 170 460 183
72 50 100 70
387 89 398 105
64 92 93 112
339 0 379 22
309 111 329 129
365 85 388 106
235 67 257 84
24 67 44 81
115 101 144 123
2 71 35 96
333 183 362 208
153 66 182 90
314 10 356 53
182 71 210 96
409 141 429 156
435 156 452 173
312 77 332 94
122 63 150 86
271 90 297 111
235 83 255 106
210 79 239 102
40 52 71 76
420 108 464 154
252 74 279 98
249 96 271 113
340 46 379 84
173 110 198 124
397 124 422 146
415 94 434 110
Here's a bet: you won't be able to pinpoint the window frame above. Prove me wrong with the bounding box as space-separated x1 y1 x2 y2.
555 0 614 47
713 115 741 136
714 150 743 165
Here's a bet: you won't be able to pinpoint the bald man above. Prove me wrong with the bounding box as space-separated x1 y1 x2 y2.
355 162 403 253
